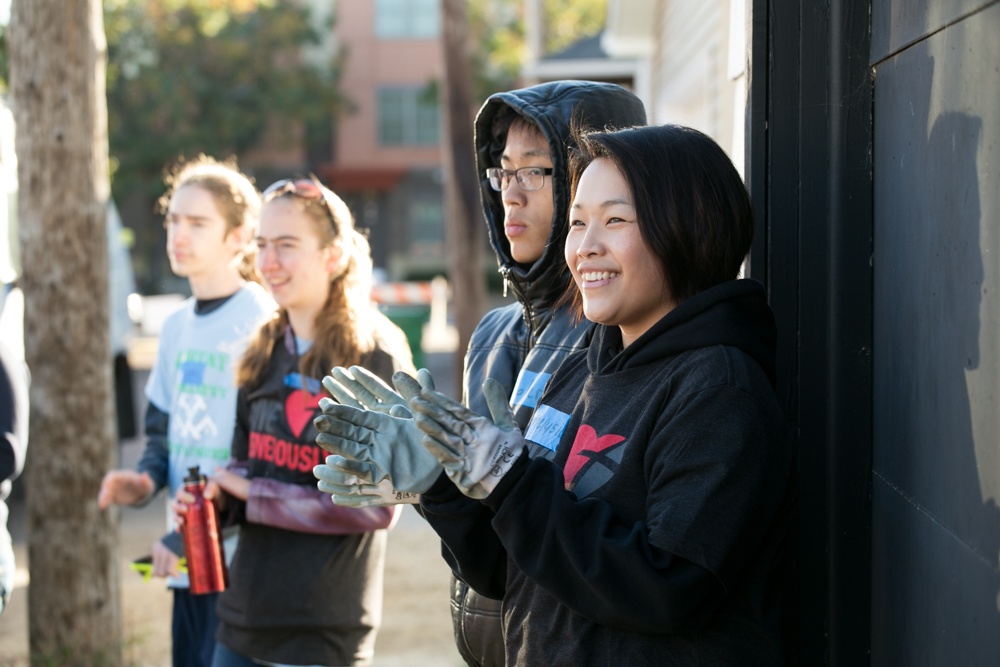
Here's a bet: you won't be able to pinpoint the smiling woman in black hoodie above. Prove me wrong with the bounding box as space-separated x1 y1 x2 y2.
406 124 795 666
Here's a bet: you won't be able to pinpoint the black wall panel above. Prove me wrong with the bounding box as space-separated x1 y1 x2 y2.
871 1 1000 662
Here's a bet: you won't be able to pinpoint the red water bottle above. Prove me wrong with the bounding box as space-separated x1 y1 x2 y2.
179 465 228 594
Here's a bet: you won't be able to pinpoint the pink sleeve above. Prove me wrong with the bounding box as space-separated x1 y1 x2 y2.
245 477 398 535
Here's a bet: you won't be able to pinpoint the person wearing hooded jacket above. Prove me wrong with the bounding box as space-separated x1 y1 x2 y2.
402 124 794 665
312 81 646 666
446 80 648 667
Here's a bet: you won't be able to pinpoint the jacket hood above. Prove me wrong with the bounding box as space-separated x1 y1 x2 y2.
589 280 778 386
474 81 647 312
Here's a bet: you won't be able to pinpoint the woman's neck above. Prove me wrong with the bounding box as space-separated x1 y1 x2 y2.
285 306 318 343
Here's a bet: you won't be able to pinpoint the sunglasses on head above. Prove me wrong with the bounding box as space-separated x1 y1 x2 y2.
263 178 338 229
263 178 328 200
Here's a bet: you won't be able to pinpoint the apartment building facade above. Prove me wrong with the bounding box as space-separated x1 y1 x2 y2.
316 0 447 280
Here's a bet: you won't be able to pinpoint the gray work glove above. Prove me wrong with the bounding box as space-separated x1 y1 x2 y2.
313 366 441 495
321 365 431 417
315 455 421 508
400 374 524 499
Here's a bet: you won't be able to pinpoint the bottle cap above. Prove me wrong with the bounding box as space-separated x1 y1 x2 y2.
184 465 205 484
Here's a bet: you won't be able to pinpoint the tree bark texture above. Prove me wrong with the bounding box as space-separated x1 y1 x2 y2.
9 0 122 664
440 0 487 390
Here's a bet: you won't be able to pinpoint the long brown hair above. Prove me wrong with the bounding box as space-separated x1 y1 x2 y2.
237 179 376 390
158 154 262 283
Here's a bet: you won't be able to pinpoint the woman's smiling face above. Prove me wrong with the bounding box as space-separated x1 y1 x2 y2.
256 197 340 314
566 158 676 347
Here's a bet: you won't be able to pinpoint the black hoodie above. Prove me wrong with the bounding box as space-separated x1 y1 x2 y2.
444 280 794 665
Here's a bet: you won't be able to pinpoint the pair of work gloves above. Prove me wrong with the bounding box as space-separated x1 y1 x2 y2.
313 367 525 507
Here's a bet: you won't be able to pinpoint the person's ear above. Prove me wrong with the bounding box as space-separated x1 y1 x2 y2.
225 224 251 254
324 242 345 275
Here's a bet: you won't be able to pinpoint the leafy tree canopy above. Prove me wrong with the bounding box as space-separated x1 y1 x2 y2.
468 0 608 102
543 0 608 55
81 0 346 292
104 0 348 202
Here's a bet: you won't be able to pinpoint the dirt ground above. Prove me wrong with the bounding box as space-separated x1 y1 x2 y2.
0 345 468 667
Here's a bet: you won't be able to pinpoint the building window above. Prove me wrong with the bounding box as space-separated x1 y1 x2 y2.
378 86 440 146
375 0 439 39
410 198 444 257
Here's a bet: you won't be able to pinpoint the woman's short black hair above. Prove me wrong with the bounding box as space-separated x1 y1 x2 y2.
567 124 754 308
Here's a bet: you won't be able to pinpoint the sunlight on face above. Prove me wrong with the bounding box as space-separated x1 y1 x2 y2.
566 159 675 347
256 197 340 315
500 125 555 264
164 184 243 281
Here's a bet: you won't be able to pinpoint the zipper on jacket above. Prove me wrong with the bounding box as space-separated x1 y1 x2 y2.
502 265 539 356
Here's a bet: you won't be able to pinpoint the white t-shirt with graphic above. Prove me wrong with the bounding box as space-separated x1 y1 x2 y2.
146 282 274 497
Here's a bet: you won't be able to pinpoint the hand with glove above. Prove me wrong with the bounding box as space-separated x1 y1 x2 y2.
321 365 433 417
313 366 440 499
400 374 524 499
315 455 421 508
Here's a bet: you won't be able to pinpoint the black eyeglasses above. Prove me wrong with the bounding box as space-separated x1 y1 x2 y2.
484 167 554 192
263 178 339 229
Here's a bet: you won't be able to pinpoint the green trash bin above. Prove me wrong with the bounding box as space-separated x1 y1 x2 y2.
380 304 430 369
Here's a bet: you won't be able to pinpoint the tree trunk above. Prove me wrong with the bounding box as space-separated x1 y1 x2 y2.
8 1 122 664
440 0 487 390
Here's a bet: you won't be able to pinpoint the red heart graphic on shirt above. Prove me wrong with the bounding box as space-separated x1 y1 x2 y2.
285 389 323 438
563 424 626 490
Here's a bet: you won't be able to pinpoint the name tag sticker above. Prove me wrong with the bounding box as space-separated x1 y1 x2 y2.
525 404 571 452
511 369 551 410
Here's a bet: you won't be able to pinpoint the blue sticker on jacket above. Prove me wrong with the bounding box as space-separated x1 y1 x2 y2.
524 404 571 452
511 369 550 411
284 372 321 394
